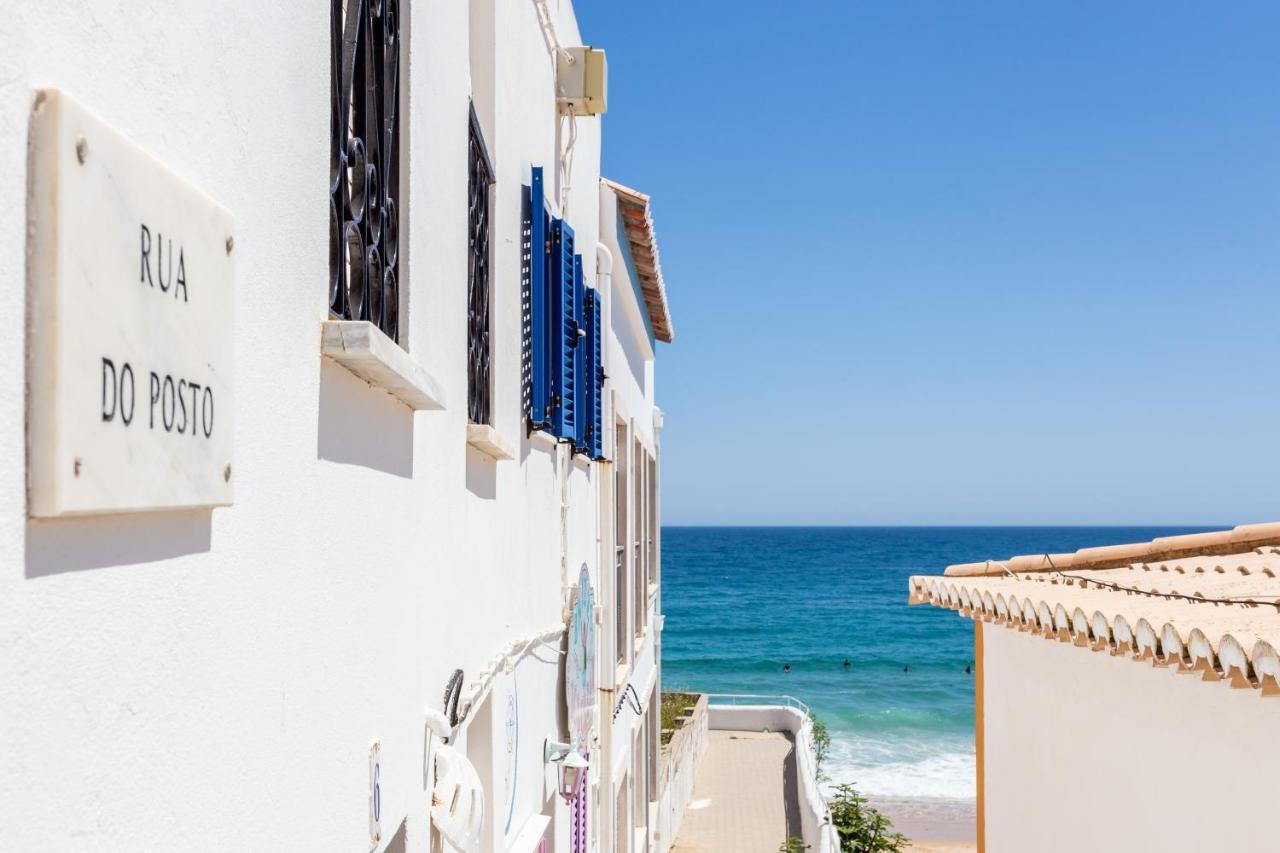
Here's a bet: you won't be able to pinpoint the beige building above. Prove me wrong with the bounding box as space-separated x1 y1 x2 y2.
909 523 1280 853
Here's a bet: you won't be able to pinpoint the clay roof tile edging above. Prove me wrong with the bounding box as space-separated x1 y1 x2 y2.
603 177 674 344
908 524 1280 700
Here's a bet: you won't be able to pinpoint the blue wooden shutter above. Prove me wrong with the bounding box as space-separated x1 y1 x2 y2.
550 219 578 440
527 167 553 430
580 287 604 459
573 258 590 452
573 282 589 453
591 288 603 459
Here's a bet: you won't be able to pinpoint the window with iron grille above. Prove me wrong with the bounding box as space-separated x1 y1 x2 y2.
330 0 401 341
467 105 495 425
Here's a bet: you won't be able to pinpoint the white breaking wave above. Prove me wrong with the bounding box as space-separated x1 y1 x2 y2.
822 730 975 800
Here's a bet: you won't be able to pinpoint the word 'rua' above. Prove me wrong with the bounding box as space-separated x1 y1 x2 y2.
101 357 214 438
140 224 188 302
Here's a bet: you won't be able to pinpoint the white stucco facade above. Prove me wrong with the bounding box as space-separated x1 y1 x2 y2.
0 1 669 851
981 624 1280 853
910 528 1280 853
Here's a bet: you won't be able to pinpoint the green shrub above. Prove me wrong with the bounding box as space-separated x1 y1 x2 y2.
828 783 908 853
808 711 831 782
660 691 698 746
801 718 907 852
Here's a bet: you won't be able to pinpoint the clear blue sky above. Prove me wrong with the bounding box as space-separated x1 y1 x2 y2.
578 1 1280 526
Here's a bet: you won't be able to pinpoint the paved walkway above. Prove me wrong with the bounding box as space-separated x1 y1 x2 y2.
672 729 802 853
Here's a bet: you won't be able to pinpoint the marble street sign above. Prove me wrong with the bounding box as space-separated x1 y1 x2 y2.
27 90 235 516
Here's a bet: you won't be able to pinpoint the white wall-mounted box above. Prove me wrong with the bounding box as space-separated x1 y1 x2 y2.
26 90 235 517
556 46 607 116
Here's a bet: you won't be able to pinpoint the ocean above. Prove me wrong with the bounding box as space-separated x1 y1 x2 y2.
660 526 1214 807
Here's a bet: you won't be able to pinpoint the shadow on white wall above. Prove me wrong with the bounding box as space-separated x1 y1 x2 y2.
466 445 497 500
384 818 407 853
316 359 414 478
25 509 212 577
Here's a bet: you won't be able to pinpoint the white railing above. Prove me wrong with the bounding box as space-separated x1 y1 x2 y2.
705 693 812 716
653 693 708 853
704 695 838 853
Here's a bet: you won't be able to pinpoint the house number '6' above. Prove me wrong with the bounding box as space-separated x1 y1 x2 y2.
369 741 383 847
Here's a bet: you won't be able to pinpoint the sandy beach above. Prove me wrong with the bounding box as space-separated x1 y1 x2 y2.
871 796 976 851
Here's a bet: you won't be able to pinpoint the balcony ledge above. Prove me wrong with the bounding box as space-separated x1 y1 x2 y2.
321 320 446 411
466 424 514 460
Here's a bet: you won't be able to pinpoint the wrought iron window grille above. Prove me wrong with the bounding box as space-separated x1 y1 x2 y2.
330 0 401 341
467 105 496 426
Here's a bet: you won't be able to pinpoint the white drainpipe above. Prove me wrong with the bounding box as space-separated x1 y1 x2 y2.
559 441 569 610
596 241 613 289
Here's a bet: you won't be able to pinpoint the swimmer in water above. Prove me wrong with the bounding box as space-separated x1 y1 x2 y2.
782 663 791 673
842 659 851 669
903 664 911 673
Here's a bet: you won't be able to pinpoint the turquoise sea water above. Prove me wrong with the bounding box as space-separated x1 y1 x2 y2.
660 526 1214 801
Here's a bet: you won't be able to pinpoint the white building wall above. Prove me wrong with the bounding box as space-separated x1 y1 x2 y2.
595 181 664 853
982 625 1280 853
0 1 661 851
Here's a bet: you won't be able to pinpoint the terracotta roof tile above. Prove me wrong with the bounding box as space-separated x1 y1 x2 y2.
603 178 673 344
908 525 1280 698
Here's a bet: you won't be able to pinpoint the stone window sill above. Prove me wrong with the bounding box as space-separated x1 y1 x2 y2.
321 320 446 411
528 428 559 450
466 424 514 460
526 428 594 465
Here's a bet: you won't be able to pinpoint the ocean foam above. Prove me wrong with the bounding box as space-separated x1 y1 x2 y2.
822 730 975 801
